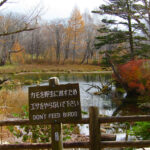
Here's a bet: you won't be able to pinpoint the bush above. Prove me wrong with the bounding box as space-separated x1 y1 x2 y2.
116 59 150 95
129 122 150 140
100 57 110 67
8 106 79 143
92 59 99 65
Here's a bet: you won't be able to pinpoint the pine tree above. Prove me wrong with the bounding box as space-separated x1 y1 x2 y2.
93 0 146 61
132 0 150 40
131 0 150 58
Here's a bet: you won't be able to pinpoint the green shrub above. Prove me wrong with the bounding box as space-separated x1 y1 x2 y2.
92 59 99 65
128 122 150 140
8 105 78 143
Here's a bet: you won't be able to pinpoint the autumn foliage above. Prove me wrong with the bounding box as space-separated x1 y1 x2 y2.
11 41 25 64
116 59 150 95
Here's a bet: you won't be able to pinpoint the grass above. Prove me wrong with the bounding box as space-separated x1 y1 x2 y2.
0 64 111 75
0 89 28 118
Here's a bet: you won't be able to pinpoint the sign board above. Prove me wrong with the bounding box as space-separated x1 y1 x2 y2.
29 83 81 124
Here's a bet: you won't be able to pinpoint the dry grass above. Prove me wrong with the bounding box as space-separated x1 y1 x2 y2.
0 89 28 118
0 64 104 74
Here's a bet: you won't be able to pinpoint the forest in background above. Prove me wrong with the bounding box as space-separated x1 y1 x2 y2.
0 5 102 66
0 0 150 67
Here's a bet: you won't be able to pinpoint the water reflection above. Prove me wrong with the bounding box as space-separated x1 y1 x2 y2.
29 73 117 117
14 73 111 83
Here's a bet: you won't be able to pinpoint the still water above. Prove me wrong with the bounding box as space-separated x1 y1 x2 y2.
21 73 116 117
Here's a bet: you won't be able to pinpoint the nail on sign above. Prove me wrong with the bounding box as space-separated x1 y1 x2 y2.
29 83 81 124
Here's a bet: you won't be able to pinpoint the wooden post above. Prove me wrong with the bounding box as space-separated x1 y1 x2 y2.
89 106 101 150
49 77 63 150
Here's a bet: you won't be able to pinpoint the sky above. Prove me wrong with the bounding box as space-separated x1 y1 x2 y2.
1 0 104 20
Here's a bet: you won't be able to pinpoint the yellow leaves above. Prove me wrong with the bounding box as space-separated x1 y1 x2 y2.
11 41 25 64
68 7 85 35
67 7 85 57
12 41 21 50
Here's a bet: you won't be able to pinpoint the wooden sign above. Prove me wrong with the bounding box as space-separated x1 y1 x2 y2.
29 83 81 124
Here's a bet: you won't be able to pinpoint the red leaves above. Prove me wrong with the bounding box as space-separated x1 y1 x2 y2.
116 59 150 95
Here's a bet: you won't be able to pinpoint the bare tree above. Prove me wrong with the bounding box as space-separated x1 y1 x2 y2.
0 0 42 65
48 20 65 63
81 11 98 64
63 22 72 63
0 0 41 36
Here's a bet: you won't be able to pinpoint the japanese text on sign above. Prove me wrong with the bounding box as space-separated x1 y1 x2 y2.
29 83 81 124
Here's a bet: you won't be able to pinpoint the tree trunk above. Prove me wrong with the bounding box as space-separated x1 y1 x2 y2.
63 47 69 64
81 49 88 64
105 52 128 93
127 0 134 59
72 31 76 63
81 41 90 64
8 52 12 64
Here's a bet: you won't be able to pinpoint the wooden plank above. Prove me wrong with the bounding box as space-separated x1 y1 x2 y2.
0 118 89 126
0 142 89 149
49 77 63 150
99 115 150 123
89 107 100 150
2 115 150 126
28 83 81 124
101 140 150 148
51 124 63 150
63 142 89 148
1 140 150 149
0 143 52 149
101 133 116 141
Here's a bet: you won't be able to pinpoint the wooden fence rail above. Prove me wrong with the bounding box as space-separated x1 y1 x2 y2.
1 115 150 126
1 108 150 149
1 141 150 149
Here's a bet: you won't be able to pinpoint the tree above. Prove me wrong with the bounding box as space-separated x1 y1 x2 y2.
0 0 41 65
81 11 98 64
0 0 38 36
11 41 25 64
93 0 144 61
130 0 150 57
132 0 150 40
92 0 150 97
48 20 65 63
115 59 150 97
68 7 85 63
63 23 72 63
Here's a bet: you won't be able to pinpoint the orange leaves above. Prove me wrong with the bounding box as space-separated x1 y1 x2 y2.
128 82 145 94
116 59 150 95
118 59 144 82
68 7 85 34
68 7 85 62
11 41 25 64
68 7 85 42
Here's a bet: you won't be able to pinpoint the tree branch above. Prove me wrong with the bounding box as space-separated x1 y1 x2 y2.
9 48 24 53
0 0 7 7
0 27 39 37
105 52 128 92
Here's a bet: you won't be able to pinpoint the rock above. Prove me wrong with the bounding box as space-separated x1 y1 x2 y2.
139 103 150 111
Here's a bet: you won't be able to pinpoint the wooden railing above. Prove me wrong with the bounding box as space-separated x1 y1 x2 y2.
0 107 150 149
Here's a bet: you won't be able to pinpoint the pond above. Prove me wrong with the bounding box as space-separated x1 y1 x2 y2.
0 73 148 149
18 73 117 116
